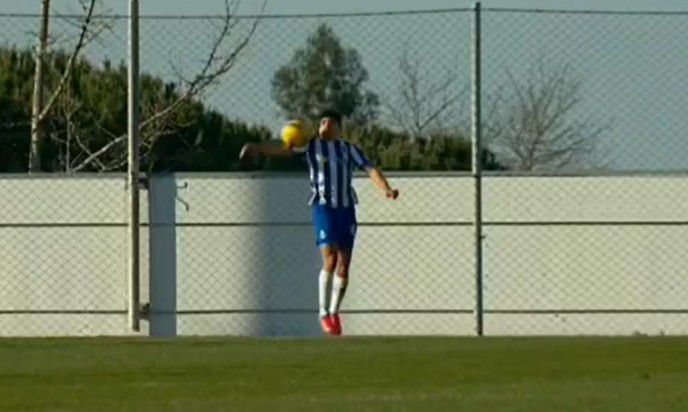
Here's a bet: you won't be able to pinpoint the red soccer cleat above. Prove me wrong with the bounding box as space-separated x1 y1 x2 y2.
320 315 335 335
331 314 342 336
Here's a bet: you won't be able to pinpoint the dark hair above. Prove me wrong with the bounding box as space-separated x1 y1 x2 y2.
319 109 343 126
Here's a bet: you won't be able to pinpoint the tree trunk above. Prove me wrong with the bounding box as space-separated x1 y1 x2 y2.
29 0 50 172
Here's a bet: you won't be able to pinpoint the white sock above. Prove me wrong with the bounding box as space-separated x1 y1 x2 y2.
319 270 333 318
329 275 348 315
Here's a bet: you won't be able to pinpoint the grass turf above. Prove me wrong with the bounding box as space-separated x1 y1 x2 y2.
0 336 687 411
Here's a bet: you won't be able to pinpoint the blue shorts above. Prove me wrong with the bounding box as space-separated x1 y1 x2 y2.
312 205 357 250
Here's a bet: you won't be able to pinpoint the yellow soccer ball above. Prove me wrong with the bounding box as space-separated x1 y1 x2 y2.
280 120 309 148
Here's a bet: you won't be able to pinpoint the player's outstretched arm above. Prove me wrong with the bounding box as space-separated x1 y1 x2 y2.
368 167 399 200
239 141 294 160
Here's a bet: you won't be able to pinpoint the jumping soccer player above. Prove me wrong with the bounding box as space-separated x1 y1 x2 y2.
239 109 399 336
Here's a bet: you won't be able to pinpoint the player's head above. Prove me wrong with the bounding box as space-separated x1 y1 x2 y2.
318 109 342 140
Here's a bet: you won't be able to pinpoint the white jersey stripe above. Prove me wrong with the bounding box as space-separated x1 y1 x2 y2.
350 144 365 168
327 141 338 208
306 144 316 204
315 140 327 205
300 138 372 208
341 141 350 208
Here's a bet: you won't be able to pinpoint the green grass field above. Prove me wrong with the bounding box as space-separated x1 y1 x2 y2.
1 336 687 411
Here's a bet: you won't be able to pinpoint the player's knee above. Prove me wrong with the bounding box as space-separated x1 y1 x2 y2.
323 254 338 273
337 262 350 279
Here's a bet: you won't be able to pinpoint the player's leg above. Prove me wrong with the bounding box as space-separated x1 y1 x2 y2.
319 245 337 316
318 246 338 334
329 248 351 335
313 205 339 335
328 206 357 335
331 248 351 312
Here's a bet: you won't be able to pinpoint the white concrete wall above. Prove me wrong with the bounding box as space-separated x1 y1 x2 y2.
147 173 476 336
149 173 688 337
1 174 686 337
482 175 688 335
0 175 149 337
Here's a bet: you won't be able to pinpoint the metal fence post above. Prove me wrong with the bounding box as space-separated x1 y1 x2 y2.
127 0 141 332
471 1 484 337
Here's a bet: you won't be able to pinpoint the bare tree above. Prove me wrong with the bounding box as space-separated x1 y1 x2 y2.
69 0 265 173
486 60 610 171
29 0 98 172
29 0 50 172
30 0 264 173
383 48 468 142
52 81 92 172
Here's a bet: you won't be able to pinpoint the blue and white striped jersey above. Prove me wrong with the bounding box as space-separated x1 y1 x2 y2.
293 138 373 208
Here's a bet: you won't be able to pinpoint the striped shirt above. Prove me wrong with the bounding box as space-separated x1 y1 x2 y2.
293 138 373 208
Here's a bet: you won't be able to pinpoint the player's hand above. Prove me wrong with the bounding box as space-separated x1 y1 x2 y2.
386 189 399 200
239 143 257 160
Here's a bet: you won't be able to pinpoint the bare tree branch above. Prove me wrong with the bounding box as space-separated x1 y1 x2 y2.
141 2 261 132
383 47 466 141
29 0 99 171
70 0 266 172
487 60 611 171
29 0 51 171
39 0 96 124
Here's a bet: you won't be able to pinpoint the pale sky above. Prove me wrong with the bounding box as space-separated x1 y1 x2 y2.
1 1 687 171
4 0 688 15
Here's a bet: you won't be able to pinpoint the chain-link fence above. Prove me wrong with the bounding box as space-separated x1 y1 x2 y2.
480 8 688 335
137 8 476 336
482 9 688 173
0 5 686 336
144 173 474 336
0 176 144 336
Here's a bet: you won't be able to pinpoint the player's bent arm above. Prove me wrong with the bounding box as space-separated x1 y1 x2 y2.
240 141 294 160
368 167 399 200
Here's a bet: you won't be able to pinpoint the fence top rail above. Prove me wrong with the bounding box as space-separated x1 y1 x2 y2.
0 173 127 180
0 8 472 20
0 170 685 180
2 7 687 21
482 170 688 178
169 171 475 179
482 7 688 16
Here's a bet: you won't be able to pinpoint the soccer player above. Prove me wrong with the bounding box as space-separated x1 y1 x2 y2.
239 109 399 336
